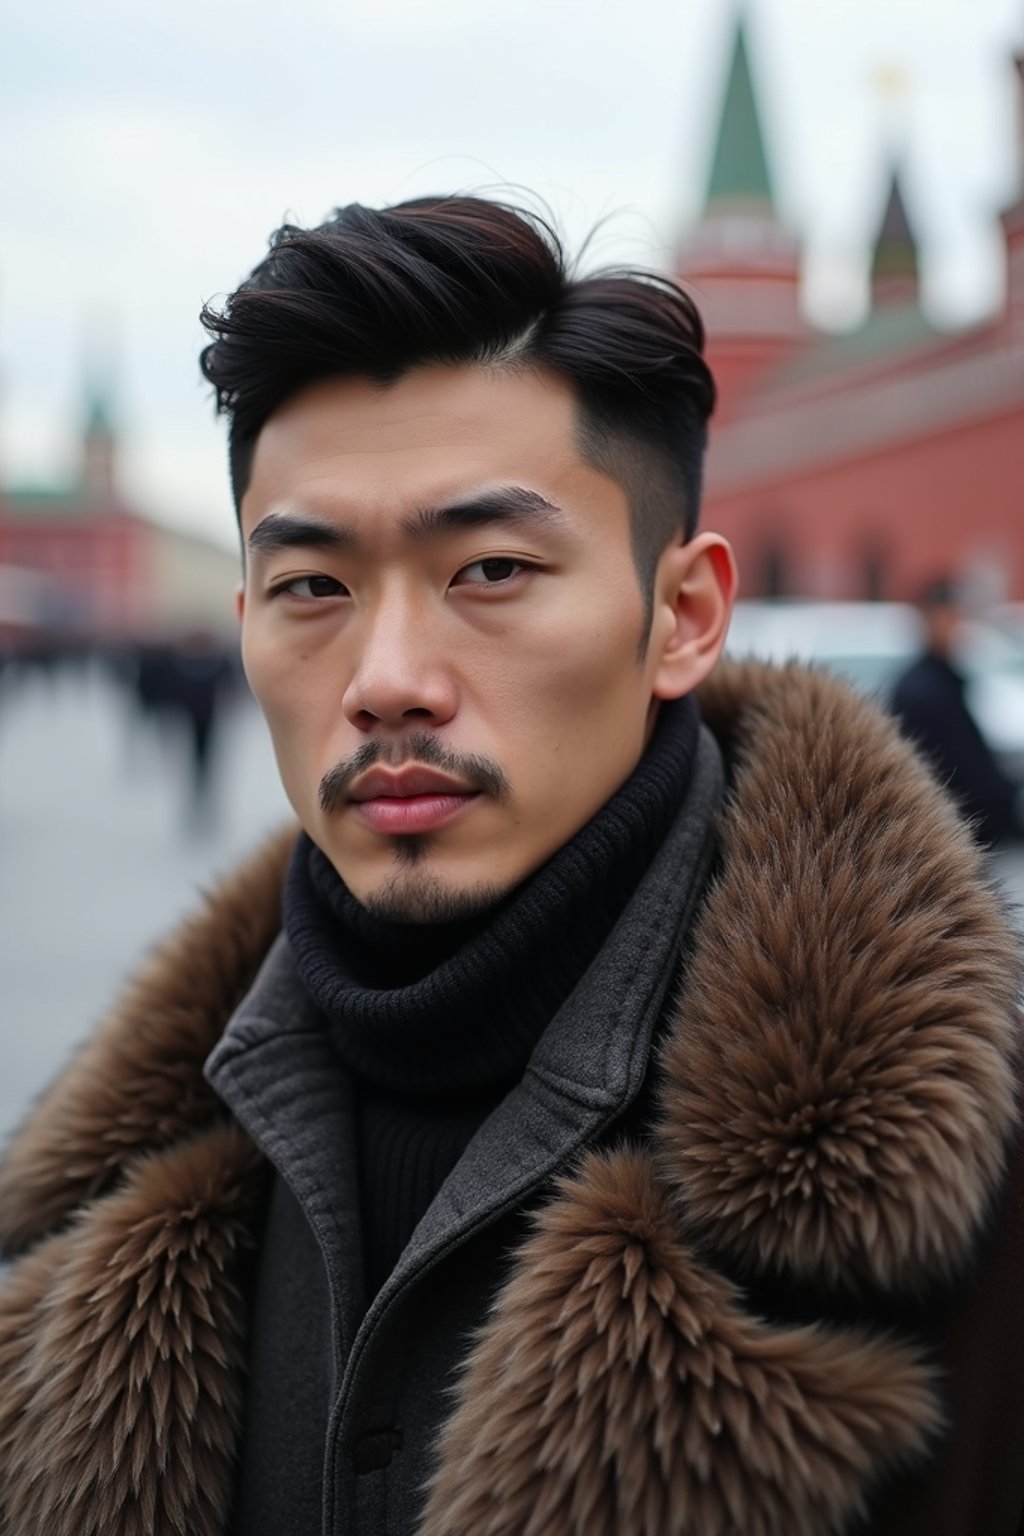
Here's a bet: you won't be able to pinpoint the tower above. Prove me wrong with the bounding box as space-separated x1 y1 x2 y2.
869 169 921 312
676 14 804 422
79 372 117 501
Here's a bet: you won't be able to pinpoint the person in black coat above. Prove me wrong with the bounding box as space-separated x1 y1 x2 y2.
891 578 1021 847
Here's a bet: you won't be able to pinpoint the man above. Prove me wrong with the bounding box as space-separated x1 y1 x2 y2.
891 577 1022 847
1 197 1021 1536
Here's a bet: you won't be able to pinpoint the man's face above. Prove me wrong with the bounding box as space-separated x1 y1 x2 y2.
239 364 674 921
925 600 960 657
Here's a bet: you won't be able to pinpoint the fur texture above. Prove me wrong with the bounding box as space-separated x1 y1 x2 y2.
420 1151 940 1536
0 829 290 1254
0 664 1019 1536
0 832 288 1536
662 663 1021 1295
0 1126 264 1536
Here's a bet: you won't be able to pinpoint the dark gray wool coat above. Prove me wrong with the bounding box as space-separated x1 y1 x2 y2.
1 660 1022 1536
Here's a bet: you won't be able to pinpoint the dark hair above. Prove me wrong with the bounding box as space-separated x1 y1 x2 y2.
199 195 715 614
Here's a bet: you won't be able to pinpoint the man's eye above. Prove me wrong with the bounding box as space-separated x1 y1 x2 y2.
455 558 524 586
276 575 348 600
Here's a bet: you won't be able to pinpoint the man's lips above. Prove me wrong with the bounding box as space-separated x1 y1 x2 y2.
348 766 477 802
348 766 480 835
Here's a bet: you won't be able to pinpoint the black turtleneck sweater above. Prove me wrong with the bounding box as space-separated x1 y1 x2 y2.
284 697 699 1296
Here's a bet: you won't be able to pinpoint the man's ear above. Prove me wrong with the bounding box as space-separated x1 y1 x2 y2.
235 582 245 624
648 531 738 700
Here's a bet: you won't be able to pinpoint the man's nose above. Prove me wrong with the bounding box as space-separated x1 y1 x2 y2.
341 595 458 731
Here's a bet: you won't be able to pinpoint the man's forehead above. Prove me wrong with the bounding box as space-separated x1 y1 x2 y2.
254 364 577 458
242 366 599 528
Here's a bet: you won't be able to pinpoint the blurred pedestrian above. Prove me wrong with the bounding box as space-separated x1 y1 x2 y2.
163 628 237 825
892 577 1022 846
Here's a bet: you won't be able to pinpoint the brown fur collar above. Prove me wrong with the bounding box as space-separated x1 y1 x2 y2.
0 832 291 1536
1 662 1020 1536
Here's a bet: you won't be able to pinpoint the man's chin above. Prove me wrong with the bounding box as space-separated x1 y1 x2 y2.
357 868 511 926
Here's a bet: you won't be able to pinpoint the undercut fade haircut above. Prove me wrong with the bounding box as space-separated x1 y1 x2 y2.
199 196 716 626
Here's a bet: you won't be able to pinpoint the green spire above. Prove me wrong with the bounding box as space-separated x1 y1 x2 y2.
870 169 920 290
83 381 114 440
79 311 117 442
704 17 775 211
79 350 118 497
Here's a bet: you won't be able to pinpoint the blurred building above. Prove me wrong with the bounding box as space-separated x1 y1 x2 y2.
680 21 1024 601
0 377 240 654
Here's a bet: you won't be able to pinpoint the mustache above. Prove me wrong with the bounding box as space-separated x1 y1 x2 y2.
319 732 512 815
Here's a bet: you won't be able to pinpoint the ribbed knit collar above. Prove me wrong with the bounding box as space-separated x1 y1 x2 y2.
284 696 699 1096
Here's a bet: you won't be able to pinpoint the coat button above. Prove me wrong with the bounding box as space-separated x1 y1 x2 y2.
351 1426 403 1473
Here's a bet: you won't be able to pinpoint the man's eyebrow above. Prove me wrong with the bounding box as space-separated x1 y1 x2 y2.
402 486 565 540
246 488 565 557
246 511 356 558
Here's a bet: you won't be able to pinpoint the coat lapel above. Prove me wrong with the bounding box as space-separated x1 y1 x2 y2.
205 934 367 1379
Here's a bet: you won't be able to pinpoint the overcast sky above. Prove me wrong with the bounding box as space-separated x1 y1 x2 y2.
2 0 1022 549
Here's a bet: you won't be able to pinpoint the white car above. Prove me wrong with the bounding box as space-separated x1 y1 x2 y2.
724 601 1024 776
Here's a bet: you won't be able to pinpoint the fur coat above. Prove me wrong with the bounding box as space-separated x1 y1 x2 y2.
1 661 1021 1536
